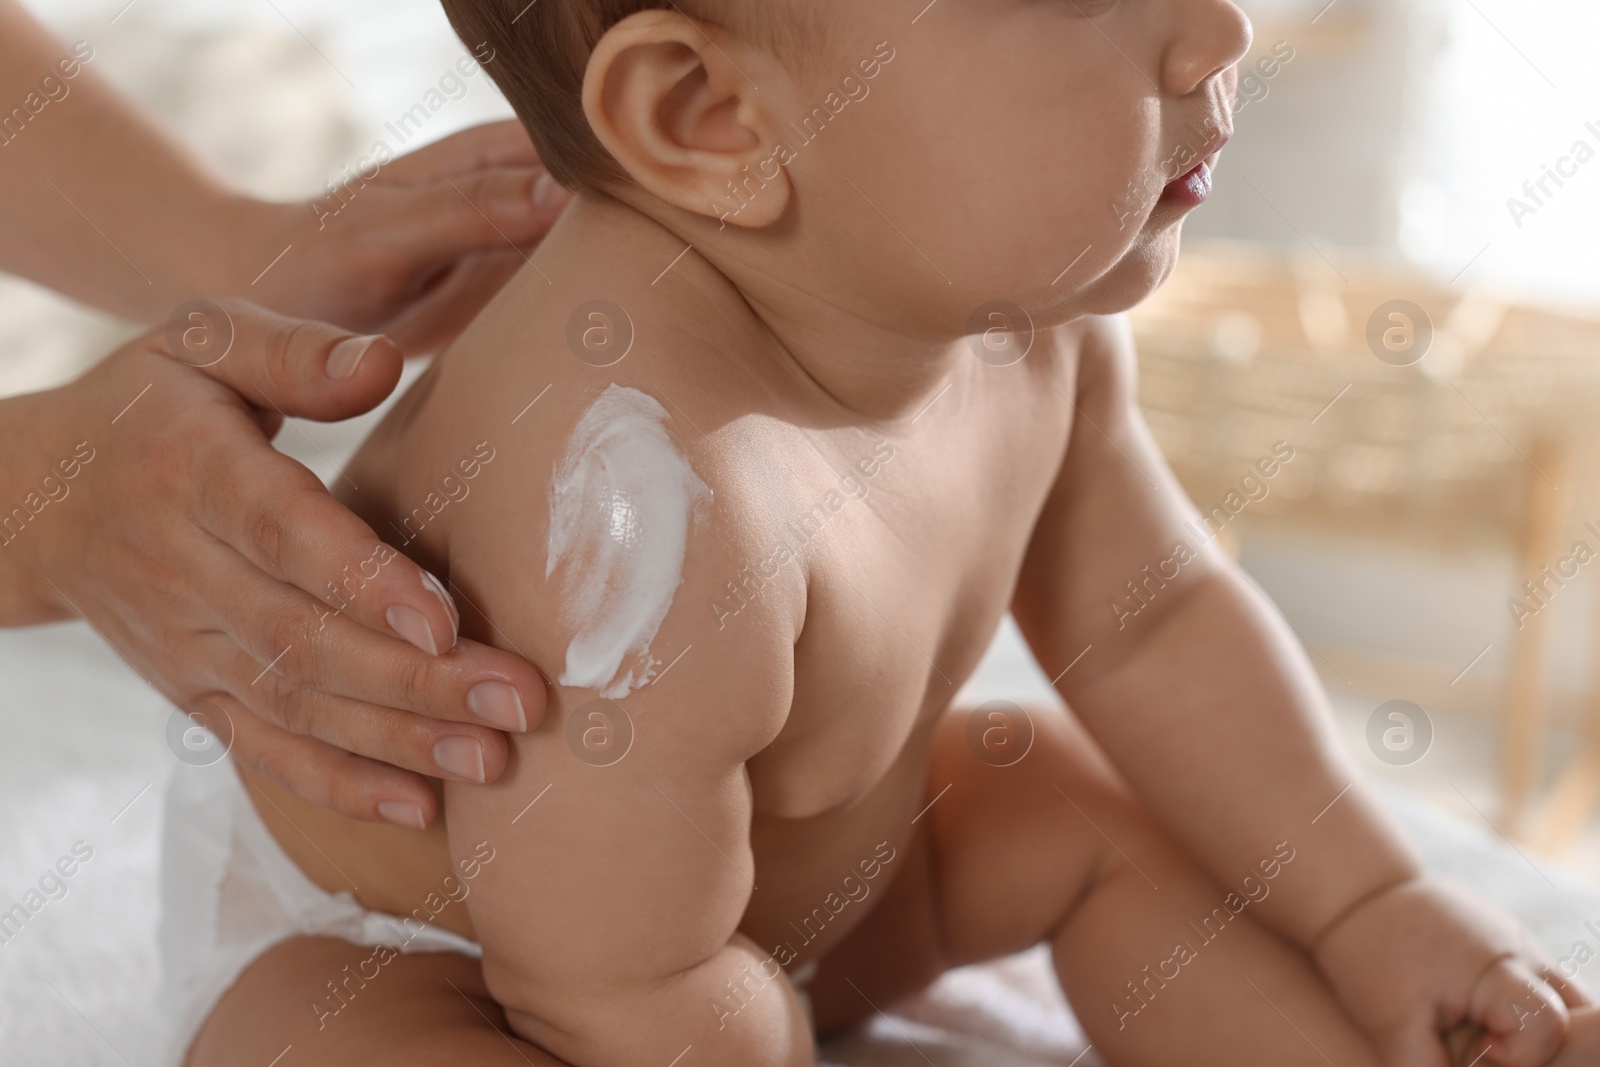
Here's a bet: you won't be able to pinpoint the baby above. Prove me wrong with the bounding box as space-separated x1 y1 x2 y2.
185 1 1600 1066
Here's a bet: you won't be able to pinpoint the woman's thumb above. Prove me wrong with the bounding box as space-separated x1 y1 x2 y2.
154 298 404 422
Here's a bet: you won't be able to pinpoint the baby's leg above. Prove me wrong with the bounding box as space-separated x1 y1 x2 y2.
187 936 566 1066
809 704 1386 1067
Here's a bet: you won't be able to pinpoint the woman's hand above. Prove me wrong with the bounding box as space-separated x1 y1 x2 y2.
0 2 571 329
219 121 570 356
4 301 547 829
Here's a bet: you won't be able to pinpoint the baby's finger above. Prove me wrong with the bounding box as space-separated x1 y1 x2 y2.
1376 1023 1465 1067
1445 1024 1487 1067
1471 958 1569 1067
1541 966 1596 1010
1378 1020 1454 1067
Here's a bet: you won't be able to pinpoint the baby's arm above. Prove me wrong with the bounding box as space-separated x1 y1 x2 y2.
1015 317 1574 1063
441 490 813 1067
1016 315 1416 939
445 656 813 1066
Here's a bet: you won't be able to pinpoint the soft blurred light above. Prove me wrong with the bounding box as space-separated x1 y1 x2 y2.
1402 0 1600 307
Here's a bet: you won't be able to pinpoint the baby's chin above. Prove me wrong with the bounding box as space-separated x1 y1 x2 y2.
1054 223 1186 321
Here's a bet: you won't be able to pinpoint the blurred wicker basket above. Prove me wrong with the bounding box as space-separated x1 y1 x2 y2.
1132 242 1600 542
1129 241 1600 847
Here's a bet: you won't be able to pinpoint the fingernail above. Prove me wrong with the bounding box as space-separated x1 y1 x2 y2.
327 335 382 380
377 800 427 829
468 681 527 732
420 570 460 645
433 736 486 783
386 603 440 656
533 172 570 212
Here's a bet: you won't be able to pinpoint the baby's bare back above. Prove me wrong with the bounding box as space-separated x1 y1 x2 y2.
246 195 1084 1059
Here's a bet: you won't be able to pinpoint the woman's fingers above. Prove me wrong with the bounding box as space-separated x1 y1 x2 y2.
380 167 570 272
193 427 459 666
190 530 541 734
217 690 441 827
183 393 546 736
158 298 407 424
374 249 527 358
38 314 552 828
201 636 510 788
198 130 568 347
376 119 543 183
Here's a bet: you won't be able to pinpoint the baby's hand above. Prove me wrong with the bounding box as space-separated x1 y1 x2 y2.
1312 877 1590 1067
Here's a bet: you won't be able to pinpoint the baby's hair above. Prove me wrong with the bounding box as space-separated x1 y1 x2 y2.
441 0 822 196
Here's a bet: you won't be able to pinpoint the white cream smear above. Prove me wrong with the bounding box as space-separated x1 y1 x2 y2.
546 384 710 698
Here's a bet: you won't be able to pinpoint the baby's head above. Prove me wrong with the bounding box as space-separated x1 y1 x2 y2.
444 0 1251 331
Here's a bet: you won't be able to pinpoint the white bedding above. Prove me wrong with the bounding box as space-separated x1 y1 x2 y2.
3 614 1600 1067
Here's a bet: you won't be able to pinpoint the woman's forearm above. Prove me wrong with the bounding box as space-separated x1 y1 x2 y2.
0 0 252 321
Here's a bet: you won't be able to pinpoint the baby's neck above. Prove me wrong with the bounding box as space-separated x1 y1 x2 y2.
541 193 972 423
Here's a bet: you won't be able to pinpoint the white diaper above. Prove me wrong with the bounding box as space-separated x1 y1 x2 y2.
155 759 479 1066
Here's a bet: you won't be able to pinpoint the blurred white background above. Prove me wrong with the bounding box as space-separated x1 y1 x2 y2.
1192 0 1600 307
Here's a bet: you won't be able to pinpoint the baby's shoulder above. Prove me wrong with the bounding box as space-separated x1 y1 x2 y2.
425 328 802 751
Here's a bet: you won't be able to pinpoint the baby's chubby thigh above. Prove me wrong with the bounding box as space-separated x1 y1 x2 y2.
188 936 566 1067
805 702 1139 1033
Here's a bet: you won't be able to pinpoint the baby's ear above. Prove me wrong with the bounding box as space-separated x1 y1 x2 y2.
582 9 790 227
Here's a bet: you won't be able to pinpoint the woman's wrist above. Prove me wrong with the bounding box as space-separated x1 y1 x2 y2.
0 388 81 624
